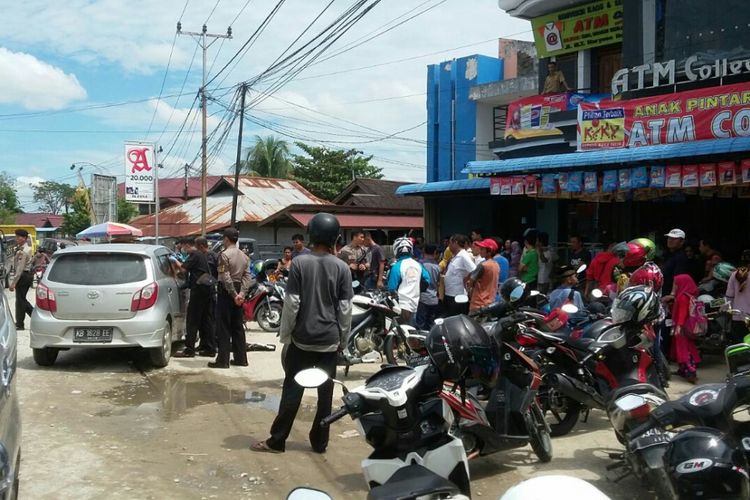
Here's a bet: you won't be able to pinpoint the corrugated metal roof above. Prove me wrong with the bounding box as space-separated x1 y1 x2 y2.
117 176 223 200
463 137 750 176
15 213 64 228
130 177 325 237
289 213 424 229
396 178 491 195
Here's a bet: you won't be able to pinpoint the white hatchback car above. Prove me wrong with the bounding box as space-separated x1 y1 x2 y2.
30 244 187 368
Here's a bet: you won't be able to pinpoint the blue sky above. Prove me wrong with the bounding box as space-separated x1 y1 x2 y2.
0 0 532 210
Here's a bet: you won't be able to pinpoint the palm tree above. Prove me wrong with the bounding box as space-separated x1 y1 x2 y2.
240 135 292 178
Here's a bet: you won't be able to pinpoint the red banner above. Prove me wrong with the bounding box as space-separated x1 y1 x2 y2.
578 81 750 150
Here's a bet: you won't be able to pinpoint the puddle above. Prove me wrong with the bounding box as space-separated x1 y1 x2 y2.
95 373 316 421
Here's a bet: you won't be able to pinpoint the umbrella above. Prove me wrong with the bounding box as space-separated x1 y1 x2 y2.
76 222 143 239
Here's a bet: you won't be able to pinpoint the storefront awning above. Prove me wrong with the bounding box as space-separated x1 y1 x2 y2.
396 178 490 196
463 137 750 176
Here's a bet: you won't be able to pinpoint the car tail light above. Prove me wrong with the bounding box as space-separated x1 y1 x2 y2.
516 333 539 347
131 282 159 311
36 283 57 312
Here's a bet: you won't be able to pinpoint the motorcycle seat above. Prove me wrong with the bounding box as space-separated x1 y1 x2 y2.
607 383 668 407
351 309 370 326
367 464 461 500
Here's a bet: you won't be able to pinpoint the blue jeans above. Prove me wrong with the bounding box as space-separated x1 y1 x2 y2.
416 302 440 331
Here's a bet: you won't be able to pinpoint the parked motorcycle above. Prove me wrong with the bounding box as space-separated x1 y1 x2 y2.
32 264 46 289
242 280 285 332
294 364 472 499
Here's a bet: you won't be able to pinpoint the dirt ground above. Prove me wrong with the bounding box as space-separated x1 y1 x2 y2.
12 289 729 499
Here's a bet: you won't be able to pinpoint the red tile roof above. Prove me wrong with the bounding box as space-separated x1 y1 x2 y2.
15 213 64 228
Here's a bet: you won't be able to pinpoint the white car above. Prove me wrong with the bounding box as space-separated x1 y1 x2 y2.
30 244 187 368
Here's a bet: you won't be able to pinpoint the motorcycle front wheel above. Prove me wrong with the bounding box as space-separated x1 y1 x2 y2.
255 302 283 332
524 403 553 463
538 382 582 437
384 334 411 365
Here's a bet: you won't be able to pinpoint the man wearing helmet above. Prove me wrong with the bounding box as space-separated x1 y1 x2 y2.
387 237 430 324
252 213 353 454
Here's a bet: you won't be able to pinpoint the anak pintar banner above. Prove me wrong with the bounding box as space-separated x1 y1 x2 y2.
578 81 750 151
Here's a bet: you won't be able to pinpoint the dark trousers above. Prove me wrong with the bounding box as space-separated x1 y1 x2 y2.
185 285 215 353
444 295 469 317
216 290 247 365
15 271 33 328
267 343 337 452
415 302 440 330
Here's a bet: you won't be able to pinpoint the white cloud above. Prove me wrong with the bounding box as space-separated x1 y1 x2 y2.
0 48 87 110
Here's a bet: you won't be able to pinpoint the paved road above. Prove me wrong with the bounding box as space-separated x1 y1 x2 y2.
11 288 729 499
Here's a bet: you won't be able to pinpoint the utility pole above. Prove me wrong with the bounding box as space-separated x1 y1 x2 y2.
183 163 190 201
231 84 247 230
177 22 232 236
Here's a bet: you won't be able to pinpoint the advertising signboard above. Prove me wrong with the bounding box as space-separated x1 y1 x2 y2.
124 141 156 202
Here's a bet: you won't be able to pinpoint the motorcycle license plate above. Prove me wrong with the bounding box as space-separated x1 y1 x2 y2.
73 327 113 343
633 429 672 450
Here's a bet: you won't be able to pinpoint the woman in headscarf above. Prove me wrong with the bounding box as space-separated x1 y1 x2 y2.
670 274 701 383
508 241 522 278
726 250 750 344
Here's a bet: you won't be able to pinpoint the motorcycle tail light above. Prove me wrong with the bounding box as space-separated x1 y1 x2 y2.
629 403 652 420
516 333 538 347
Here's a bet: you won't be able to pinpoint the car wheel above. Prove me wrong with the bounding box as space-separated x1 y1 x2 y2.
32 348 58 366
149 321 172 368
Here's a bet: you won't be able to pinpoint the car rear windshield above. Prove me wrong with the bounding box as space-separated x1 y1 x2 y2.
48 253 148 285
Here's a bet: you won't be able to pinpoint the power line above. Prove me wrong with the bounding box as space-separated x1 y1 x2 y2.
204 0 222 24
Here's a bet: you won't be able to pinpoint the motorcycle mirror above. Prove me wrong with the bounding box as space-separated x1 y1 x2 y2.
286 488 333 500
352 280 360 288
576 264 587 274
615 393 647 412
294 368 329 388
509 284 526 302
591 288 603 299
454 294 469 304
561 303 579 314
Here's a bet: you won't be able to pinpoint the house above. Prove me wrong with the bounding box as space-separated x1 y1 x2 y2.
15 213 65 238
332 178 424 211
117 176 224 215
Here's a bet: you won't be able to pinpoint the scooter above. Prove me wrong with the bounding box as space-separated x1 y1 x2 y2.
295 364 471 499
242 281 284 332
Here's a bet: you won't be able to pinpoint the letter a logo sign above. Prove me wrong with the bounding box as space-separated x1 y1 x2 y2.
128 147 153 173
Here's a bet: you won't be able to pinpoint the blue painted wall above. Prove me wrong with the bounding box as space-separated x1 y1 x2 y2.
426 54 504 183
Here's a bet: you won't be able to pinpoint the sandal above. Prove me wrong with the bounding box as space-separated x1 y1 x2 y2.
250 440 283 454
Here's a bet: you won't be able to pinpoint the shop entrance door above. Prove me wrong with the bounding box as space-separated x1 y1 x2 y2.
595 44 622 93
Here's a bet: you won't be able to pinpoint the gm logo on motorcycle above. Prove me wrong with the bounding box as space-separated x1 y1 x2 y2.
676 458 713 474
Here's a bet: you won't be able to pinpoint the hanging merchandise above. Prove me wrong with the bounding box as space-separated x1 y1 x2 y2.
500 177 512 195
558 172 569 191
681 165 699 188
490 177 502 195
567 171 583 192
631 166 648 189
665 165 682 188
618 169 632 190
542 173 557 193
602 170 618 192
650 166 666 188
511 176 525 195
718 161 736 185
742 159 750 183
699 164 717 187
525 175 538 195
584 171 598 192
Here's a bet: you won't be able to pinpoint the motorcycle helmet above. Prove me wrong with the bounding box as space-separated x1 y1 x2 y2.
393 236 414 258
712 262 737 283
628 262 664 292
623 242 648 268
665 427 749 499
500 277 527 303
426 315 499 386
630 238 656 260
307 212 340 247
611 285 659 324
501 476 611 500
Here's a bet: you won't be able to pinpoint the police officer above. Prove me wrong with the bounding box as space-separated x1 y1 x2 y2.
251 213 353 454
209 228 253 369
9 229 33 330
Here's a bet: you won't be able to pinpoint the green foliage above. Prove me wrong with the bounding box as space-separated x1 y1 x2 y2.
61 189 91 236
0 172 21 214
238 135 292 178
32 180 76 215
116 197 139 223
290 143 382 201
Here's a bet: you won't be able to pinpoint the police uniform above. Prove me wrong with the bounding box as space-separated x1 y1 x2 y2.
213 241 253 367
12 242 33 329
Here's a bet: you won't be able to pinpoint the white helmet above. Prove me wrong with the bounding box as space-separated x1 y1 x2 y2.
501 476 611 500
393 237 413 257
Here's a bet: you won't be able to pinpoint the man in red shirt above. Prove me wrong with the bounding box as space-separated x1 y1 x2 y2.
585 241 619 297
466 239 500 312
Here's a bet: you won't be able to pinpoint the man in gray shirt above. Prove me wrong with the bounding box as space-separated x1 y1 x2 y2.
252 213 353 454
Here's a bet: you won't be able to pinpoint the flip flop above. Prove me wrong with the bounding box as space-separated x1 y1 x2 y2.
250 440 283 454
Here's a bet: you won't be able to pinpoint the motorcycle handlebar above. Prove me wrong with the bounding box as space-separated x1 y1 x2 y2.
320 407 349 427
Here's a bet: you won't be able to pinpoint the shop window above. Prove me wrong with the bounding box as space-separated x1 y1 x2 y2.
555 53 578 91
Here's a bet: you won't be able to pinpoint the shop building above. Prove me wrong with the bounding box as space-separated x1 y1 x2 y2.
400 0 750 259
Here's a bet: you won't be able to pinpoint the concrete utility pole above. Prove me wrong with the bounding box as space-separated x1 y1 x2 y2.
230 84 247 229
177 22 232 236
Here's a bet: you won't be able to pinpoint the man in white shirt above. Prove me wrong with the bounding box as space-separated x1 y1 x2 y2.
443 234 476 316
387 237 430 324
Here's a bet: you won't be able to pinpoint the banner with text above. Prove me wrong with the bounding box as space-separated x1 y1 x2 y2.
124 141 156 202
577 81 750 151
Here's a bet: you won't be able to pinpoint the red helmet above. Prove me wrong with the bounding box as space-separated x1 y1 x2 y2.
623 242 647 268
628 262 664 292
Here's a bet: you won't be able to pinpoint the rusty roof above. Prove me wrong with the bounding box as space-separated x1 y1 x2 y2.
130 176 325 237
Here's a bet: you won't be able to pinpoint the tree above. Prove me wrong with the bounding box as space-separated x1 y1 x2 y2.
0 172 21 223
117 197 139 223
61 189 91 236
237 135 292 178
290 143 383 201
32 181 76 215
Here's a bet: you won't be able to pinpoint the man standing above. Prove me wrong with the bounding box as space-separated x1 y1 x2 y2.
659 228 689 358
172 238 216 358
209 228 253 369
466 239 500 312
568 234 591 289
9 229 33 330
363 231 385 289
291 234 311 259
387 237 430 325
444 234 476 316
536 232 554 294
338 230 367 283
519 233 539 289
542 60 571 94
196 236 218 356
416 244 441 330
252 213 353 454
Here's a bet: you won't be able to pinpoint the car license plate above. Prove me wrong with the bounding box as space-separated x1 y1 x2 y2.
73 327 113 343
